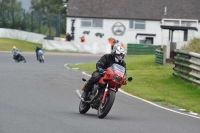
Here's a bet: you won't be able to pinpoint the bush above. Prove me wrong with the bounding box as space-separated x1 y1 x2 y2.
182 38 200 53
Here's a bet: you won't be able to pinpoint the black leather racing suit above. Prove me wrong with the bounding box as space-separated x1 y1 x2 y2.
36 47 42 60
83 53 126 93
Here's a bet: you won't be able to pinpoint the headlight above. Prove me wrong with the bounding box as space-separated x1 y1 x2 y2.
113 75 122 83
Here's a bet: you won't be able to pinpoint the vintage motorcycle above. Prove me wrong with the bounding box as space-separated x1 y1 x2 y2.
13 51 26 63
38 50 44 63
75 63 133 119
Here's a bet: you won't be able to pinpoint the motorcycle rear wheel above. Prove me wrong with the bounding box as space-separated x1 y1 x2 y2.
79 100 90 114
97 91 116 119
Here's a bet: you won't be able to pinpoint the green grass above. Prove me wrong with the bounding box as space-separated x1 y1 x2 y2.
70 55 200 114
60 34 66 38
0 38 73 53
182 38 200 53
0 38 42 52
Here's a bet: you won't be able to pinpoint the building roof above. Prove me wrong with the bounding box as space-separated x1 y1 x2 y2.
67 0 200 21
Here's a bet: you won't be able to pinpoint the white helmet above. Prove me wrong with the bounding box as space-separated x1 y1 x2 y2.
113 45 125 62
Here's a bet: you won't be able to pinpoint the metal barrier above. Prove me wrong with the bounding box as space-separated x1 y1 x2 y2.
173 50 200 85
127 44 161 55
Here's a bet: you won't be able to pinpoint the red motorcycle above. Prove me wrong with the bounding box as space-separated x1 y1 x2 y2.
75 63 133 119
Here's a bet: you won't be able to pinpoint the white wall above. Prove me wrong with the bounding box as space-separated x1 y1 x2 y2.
0 28 111 54
67 17 162 45
43 40 111 54
67 17 200 48
0 28 46 44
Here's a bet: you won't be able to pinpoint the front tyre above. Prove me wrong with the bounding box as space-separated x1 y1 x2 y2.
79 100 90 114
98 91 116 119
42 56 44 63
22 57 26 63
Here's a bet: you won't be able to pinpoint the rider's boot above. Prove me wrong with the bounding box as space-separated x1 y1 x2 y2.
81 91 88 101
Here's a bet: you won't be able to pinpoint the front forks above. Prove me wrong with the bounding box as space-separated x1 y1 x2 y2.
101 88 109 104
101 84 116 104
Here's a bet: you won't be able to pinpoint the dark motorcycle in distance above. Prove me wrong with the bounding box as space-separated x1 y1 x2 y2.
13 51 26 63
37 50 44 63
75 63 133 119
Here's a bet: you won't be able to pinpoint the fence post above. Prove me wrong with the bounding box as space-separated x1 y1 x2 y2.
56 14 60 37
22 9 26 30
31 11 33 32
163 45 167 65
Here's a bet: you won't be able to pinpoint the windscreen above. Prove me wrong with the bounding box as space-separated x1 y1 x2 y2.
112 64 125 77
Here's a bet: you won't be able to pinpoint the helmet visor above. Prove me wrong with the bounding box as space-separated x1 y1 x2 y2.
116 54 124 60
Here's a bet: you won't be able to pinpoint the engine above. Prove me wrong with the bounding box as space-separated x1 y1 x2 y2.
90 84 101 109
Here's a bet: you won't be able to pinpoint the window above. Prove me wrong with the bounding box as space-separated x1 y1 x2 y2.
129 20 134 28
129 20 145 30
181 22 191 27
174 21 179 26
81 19 92 27
146 37 153 44
81 18 103 28
93 19 103 27
139 37 153 44
135 20 145 29
139 39 146 44
174 21 191 27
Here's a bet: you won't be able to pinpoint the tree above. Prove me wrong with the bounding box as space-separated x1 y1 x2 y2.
0 0 23 28
30 0 67 35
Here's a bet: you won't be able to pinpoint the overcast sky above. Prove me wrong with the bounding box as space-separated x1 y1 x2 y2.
17 0 31 10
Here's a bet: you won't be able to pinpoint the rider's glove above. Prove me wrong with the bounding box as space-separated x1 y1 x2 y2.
99 69 106 76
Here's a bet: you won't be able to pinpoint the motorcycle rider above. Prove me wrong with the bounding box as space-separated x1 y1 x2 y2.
12 46 20 60
35 46 42 60
81 45 126 100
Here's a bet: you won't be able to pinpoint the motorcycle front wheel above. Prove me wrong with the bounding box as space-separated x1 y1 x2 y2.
23 57 26 63
42 56 44 63
39 56 44 63
97 91 116 119
79 100 90 114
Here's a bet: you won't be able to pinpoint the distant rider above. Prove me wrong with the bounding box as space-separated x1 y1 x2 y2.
36 46 42 60
12 46 20 60
81 45 126 100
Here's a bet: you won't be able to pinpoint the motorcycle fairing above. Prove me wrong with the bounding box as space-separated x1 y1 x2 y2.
98 64 126 87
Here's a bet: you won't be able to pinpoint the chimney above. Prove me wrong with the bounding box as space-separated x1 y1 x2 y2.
164 7 167 15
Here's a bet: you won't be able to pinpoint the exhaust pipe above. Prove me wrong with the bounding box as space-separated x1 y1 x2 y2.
75 90 84 101
75 90 99 103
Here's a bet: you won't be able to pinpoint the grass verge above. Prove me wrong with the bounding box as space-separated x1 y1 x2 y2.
0 38 42 52
0 38 77 53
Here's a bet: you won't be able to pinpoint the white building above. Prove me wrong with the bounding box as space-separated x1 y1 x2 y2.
66 0 200 55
